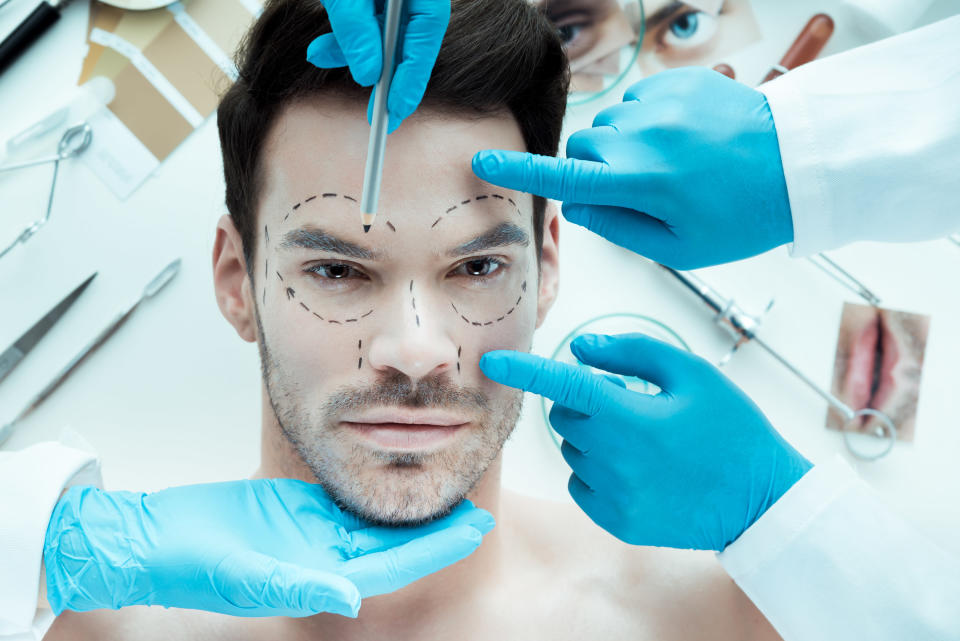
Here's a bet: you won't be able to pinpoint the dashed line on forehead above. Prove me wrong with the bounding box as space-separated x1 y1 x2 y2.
436 193 522 228
282 192 360 223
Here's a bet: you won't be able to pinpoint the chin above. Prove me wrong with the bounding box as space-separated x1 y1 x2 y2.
320 457 471 527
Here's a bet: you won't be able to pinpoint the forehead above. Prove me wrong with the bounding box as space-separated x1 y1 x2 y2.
258 97 529 241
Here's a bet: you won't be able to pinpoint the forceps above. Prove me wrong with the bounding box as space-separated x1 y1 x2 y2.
0 122 92 261
661 265 896 460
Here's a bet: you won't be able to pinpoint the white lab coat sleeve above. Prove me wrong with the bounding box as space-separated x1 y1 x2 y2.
718 456 960 640
758 15 960 257
0 441 101 637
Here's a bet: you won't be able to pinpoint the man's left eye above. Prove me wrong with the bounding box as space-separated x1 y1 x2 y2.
453 258 503 278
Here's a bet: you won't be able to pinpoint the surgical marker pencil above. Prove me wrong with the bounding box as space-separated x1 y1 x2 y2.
360 0 404 233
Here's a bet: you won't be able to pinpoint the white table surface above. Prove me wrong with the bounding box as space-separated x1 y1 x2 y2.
2 0 959 556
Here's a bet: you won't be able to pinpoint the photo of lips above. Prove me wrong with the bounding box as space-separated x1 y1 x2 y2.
827 302 931 442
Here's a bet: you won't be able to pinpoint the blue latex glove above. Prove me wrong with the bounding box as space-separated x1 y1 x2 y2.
480 333 812 551
44 479 493 617
306 0 450 133
473 67 794 269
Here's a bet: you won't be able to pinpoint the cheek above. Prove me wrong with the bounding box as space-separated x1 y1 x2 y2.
261 284 371 386
453 274 538 391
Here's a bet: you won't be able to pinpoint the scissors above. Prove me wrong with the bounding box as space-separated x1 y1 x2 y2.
0 272 96 385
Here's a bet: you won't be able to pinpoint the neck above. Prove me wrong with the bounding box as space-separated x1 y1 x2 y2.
254 386 507 635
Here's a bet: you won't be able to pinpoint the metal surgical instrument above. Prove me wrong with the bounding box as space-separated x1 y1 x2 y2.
0 122 92 261
0 259 180 446
660 265 896 460
806 253 882 306
0 272 97 385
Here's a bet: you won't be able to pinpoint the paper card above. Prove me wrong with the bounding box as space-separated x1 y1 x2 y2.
80 106 159 200
826 302 931 443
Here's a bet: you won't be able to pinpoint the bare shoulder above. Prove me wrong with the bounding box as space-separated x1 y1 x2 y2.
43 606 270 641
500 491 782 641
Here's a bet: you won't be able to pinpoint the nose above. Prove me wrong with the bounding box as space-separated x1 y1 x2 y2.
366 281 458 381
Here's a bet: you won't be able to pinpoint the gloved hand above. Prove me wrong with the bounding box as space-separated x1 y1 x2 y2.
480 333 811 551
473 67 794 269
306 0 450 133
44 479 493 617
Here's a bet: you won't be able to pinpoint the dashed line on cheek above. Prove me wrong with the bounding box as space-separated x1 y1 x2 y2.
451 280 527 327
276 268 374 324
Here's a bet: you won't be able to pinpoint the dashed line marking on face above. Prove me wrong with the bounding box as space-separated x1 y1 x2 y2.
451 284 524 326
386 221 397 232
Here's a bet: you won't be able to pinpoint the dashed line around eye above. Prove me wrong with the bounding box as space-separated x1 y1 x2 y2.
283 192 360 222
436 193 522 227
449 280 526 326
276 270 374 325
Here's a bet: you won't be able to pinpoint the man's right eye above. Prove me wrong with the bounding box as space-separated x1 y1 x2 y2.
306 263 365 280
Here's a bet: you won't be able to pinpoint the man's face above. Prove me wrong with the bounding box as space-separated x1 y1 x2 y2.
235 97 557 525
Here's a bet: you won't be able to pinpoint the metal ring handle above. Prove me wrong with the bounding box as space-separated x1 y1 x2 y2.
57 122 93 158
842 408 896 460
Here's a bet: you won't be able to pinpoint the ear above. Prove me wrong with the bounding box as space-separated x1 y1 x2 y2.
213 214 258 343
535 202 560 329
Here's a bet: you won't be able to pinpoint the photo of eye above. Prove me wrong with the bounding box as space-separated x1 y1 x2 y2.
637 0 761 76
827 302 931 443
539 0 644 96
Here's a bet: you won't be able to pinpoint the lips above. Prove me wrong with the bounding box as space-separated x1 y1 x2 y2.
341 409 469 451
843 312 900 416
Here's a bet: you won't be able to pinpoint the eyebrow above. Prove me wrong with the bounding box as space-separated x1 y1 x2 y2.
280 227 380 260
644 1 687 31
447 222 530 257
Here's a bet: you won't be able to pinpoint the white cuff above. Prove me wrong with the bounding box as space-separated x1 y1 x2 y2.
718 456 960 640
718 456 856 577
0 438 101 635
758 75 834 259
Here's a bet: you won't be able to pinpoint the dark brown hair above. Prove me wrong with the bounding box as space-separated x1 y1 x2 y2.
218 0 569 275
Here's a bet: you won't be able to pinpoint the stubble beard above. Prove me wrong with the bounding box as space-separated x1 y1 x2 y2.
254 309 522 526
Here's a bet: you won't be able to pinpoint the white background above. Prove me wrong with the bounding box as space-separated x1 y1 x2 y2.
2 0 959 555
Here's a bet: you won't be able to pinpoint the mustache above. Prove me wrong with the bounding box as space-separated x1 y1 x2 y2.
322 370 491 414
